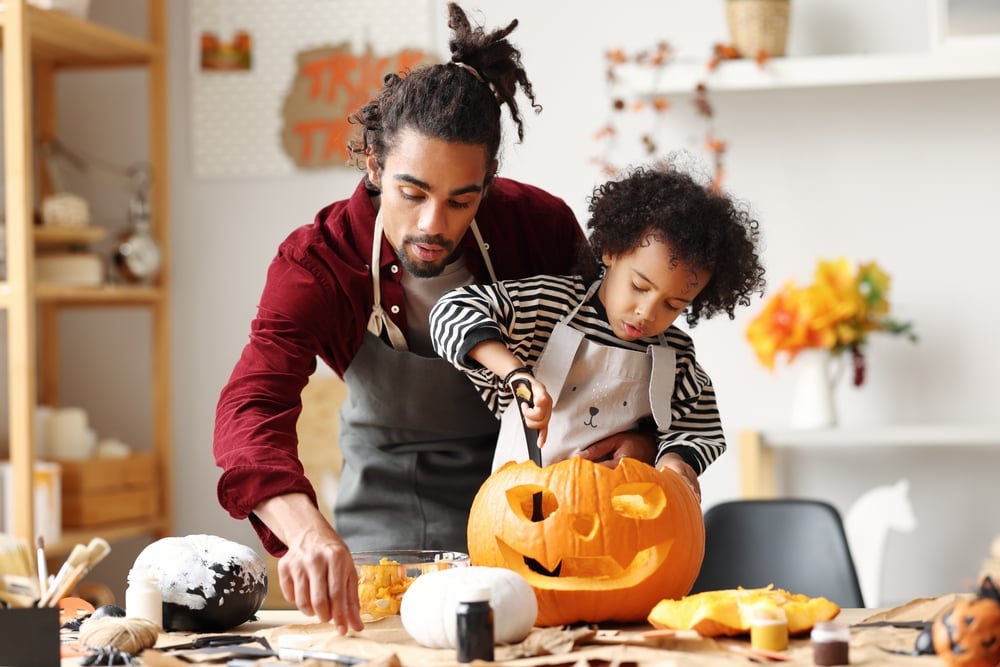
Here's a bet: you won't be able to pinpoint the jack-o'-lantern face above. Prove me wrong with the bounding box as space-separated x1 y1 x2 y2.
467 457 704 626
932 576 1000 667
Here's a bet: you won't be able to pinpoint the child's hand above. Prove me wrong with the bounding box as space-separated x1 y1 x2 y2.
656 453 701 502
514 376 552 447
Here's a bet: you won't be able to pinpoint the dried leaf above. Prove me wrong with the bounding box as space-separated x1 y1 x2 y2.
496 625 598 660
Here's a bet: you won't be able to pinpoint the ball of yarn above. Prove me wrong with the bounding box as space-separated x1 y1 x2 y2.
79 616 159 654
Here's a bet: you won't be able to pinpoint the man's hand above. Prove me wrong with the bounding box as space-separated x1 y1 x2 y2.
574 430 658 466
656 452 701 502
254 494 364 634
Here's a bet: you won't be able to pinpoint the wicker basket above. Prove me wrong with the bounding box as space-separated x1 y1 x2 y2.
726 0 790 58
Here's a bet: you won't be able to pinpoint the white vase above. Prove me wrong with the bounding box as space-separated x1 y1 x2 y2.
789 349 842 429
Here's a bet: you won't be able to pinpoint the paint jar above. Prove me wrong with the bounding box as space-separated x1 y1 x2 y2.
125 567 162 630
811 620 850 665
456 586 494 663
750 607 789 652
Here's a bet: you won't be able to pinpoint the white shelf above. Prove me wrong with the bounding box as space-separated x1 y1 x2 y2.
615 48 1000 94
739 425 1000 498
755 424 1000 448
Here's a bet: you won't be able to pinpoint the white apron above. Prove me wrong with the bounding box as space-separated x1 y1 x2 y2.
492 280 676 470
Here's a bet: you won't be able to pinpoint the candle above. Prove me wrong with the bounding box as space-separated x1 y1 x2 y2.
45 408 94 460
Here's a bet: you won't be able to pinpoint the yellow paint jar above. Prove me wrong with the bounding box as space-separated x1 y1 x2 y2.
750 608 789 652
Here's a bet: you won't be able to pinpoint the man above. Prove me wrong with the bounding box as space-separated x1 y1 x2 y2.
214 3 655 633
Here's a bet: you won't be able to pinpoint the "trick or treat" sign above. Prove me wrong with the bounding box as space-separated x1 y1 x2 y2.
280 45 433 169
188 0 433 178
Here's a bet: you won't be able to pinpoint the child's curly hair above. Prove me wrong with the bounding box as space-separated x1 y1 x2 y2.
584 164 766 327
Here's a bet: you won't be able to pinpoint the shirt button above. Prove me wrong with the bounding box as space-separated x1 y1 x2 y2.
390 305 400 314
390 265 399 274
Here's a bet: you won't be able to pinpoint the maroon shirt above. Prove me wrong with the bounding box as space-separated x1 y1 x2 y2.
214 178 584 553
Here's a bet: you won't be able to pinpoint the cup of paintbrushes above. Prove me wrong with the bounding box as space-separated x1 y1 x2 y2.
39 537 110 607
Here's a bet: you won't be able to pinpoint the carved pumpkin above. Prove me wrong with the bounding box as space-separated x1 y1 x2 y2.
932 576 1000 667
647 585 841 636
467 457 704 626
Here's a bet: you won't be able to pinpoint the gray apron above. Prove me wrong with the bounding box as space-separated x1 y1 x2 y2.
493 279 676 470
335 212 499 552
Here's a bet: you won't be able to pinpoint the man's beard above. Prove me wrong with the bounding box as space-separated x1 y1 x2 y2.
398 234 457 278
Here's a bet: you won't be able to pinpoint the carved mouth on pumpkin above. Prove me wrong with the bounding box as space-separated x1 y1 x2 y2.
495 539 673 590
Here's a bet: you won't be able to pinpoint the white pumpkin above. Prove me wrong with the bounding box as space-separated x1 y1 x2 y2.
400 565 537 648
132 534 267 632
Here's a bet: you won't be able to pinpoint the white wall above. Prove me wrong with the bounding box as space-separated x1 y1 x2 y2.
4 0 999 608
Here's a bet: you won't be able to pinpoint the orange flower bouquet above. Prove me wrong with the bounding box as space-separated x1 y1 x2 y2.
746 258 917 386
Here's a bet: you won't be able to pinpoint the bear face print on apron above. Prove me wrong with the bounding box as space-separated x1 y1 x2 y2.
493 280 676 470
336 211 500 552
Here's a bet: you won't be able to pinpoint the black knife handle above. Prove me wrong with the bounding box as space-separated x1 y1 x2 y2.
511 377 542 467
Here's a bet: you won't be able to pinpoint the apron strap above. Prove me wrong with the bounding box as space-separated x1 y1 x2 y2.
533 280 602 404
648 344 676 428
367 213 497 352
468 220 497 283
367 210 409 351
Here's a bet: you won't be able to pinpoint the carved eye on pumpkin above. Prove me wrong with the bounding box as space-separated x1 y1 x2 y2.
505 485 558 521
611 482 666 520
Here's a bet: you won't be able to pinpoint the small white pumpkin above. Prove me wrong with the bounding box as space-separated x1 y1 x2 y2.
400 565 537 648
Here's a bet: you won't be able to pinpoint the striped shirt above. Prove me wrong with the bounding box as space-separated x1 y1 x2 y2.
430 273 726 474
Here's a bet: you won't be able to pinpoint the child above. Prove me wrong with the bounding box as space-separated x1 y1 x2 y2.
429 164 765 497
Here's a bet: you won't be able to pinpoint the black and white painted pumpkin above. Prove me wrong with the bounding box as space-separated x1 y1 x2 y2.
132 534 267 632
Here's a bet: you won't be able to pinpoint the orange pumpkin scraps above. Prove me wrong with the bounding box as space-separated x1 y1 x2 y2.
356 557 413 618
356 556 454 618
648 585 841 637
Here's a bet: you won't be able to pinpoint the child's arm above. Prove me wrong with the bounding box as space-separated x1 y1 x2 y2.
467 339 552 446
649 332 726 502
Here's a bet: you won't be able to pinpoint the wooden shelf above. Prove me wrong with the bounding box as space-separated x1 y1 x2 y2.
34 225 107 247
3 0 173 562
0 281 163 307
35 283 163 304
47 517 167 559
0 5 155 67
614 48 1000 94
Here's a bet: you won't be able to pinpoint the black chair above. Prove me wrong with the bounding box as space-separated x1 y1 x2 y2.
690 499 866 608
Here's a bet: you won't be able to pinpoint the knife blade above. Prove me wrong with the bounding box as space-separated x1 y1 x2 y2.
511 377 544 522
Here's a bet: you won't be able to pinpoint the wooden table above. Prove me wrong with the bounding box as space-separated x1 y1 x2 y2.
57 606 939 666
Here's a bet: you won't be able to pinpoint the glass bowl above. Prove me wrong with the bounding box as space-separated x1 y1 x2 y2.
353 549 470 619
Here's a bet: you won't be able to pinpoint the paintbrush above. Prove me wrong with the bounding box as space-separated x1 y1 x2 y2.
0 575 38 608
0 534 34 578
37 543 87 607
43 537 110 607
36 536 48 600
43 537 111 607
83 537 111 573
